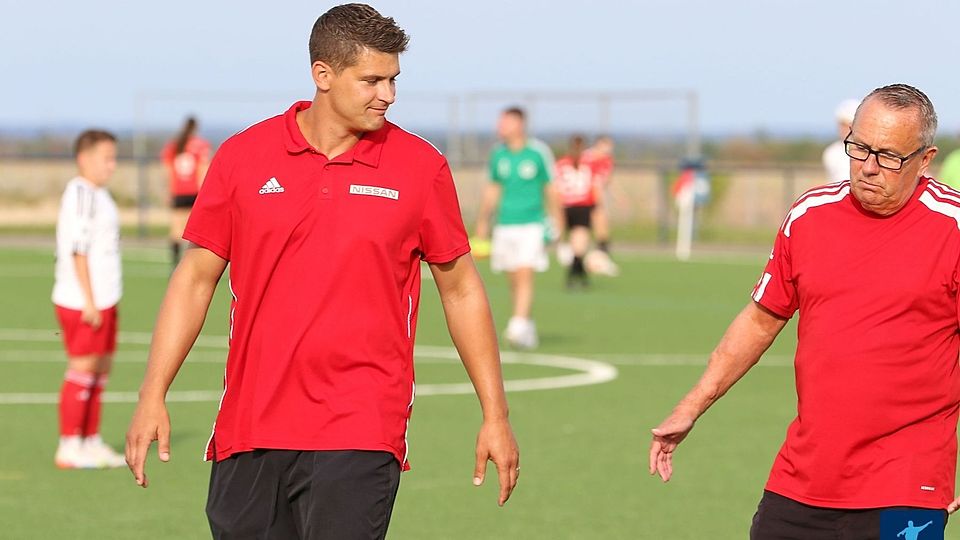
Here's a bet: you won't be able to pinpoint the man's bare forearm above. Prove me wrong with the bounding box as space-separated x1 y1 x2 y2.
673 302 787 419
432 257 509 420
139 249 225 401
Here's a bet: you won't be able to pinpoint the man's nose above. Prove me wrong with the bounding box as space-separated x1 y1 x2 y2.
378 81 396 105
861 152 881 175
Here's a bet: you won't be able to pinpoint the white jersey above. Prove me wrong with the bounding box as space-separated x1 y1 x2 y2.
822 140 850 183
52 177 122 309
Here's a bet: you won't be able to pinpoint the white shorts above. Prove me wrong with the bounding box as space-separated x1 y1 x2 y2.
491 223 549 273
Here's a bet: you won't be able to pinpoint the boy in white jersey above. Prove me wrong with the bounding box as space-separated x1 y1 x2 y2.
52 129 125 469
476 107 561 349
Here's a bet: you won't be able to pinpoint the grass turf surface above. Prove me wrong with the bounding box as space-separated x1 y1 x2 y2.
0 244 955 539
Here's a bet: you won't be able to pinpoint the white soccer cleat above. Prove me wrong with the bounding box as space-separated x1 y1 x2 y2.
55 437 99 469
520 320 539 349
585 250 620 277
504 317 538 350
83 435 128 469
556 242 574 267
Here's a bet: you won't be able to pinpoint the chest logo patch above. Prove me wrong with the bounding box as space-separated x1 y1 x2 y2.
518 160 538 180
258 177 285 194
349 184 399 201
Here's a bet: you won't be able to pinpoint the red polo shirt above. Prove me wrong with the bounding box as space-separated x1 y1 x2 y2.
752 177 960 509
184 101 470 468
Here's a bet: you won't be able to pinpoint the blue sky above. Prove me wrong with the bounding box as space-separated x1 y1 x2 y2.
2 0 959 135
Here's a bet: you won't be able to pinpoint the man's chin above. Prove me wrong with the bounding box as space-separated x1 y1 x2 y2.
357 117 386 132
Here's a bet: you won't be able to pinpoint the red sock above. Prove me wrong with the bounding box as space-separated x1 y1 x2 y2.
82 375 107 437
59 370 95 437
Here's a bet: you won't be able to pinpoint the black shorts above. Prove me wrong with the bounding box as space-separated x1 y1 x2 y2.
750 490 947 540
206 450 401 540
172 194 198 209
564 205 594 230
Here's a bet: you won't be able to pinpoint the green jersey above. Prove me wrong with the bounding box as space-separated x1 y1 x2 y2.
488 138 555 225
939 149 960 191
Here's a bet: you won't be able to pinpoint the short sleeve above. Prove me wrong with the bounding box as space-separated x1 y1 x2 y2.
194 138 212 162
69 184 96 255
182 147 233 260
533 141 555 183
955 257 960 326
160 142 174 164
751 222 798 318
419 161 470 264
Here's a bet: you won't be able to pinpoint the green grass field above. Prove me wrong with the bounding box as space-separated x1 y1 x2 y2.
0 242 956 539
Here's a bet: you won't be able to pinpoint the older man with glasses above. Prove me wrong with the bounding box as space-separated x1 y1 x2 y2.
650 83 960 539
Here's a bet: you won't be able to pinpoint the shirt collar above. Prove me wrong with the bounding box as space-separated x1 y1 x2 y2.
282 100 385 167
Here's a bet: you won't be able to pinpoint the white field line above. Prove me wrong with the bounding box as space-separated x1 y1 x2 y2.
0 333 619 404
0 328 227 348
582 353 794 367
0 265 172 278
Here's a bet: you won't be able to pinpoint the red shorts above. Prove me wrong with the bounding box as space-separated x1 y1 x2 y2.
54 305 118 357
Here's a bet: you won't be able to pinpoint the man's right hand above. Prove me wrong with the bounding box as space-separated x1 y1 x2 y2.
80 304 102 329
125 398 172 488
648 410 697 483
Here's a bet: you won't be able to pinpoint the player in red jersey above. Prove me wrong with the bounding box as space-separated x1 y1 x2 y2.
650 84 960 539
161 116 209 266
125 5 519 538
555 134 603 288
583 135 615 264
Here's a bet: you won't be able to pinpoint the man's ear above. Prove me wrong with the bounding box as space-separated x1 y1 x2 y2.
312 60 335 91
918 145 938 178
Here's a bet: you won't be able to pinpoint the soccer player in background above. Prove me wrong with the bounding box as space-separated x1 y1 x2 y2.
555 134 603 289
475 107 561 349
651 84 960 538
822 98 859 183
52 129 126 469
161 116 209 266
583 134 616 264
125 5 519 538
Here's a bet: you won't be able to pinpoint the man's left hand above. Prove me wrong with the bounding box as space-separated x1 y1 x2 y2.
947 495 960 513
473 418 520 506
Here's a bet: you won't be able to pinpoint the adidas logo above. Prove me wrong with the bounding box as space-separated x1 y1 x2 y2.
259 177 285 194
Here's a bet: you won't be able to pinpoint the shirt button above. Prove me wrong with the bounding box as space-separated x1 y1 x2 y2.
321 187 329 194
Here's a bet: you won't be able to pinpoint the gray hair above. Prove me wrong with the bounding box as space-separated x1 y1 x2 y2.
857 83 938 147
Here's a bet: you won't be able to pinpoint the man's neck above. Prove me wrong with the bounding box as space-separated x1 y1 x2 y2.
505 135 526 152
76 174 100 188
297 98 362 159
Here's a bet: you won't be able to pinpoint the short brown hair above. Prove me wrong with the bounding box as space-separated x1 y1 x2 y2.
74 129 116 157
309 3 409 71
502 106 526 121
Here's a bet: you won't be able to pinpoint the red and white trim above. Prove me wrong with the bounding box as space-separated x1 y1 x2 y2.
783 182 850 237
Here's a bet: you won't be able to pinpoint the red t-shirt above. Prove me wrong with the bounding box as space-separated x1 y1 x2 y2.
555 155 603 207
752 177 960 509
184 101 470 469
581 150 613 186
162 137 211 196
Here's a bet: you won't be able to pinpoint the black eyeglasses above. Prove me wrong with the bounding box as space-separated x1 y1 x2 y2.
843 131 926 171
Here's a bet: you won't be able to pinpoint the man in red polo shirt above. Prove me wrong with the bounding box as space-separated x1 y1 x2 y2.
125 4 519 538
650 84 960 539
